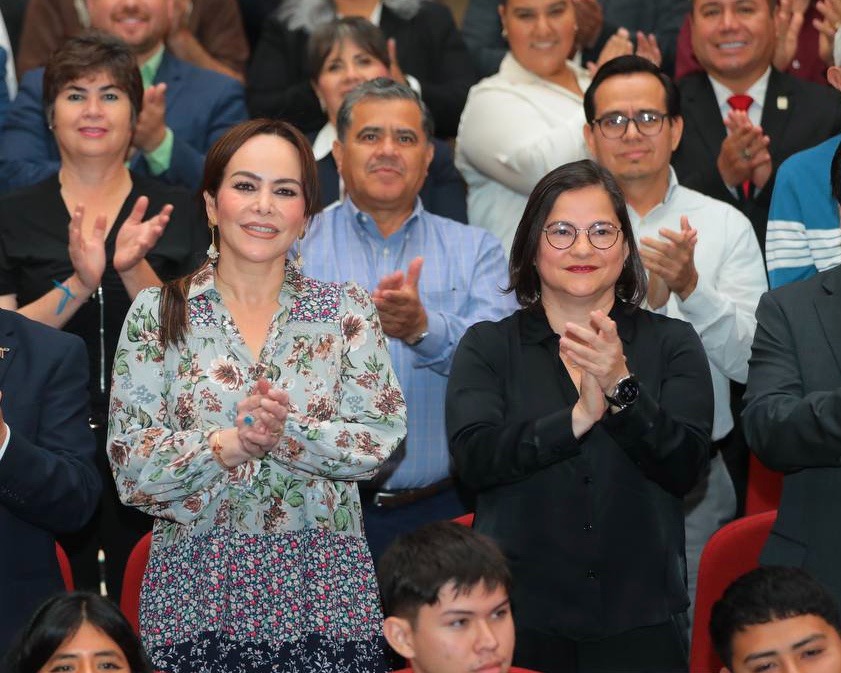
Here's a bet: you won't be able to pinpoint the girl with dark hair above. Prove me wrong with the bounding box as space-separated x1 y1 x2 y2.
7 591 153 673
107 118 406 672
446 159 714 673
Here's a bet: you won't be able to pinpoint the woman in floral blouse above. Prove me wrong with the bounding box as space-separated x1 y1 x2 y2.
107 119 407 672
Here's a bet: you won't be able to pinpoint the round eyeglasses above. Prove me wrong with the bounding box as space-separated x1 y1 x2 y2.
543 221 622 250
592 111 668 139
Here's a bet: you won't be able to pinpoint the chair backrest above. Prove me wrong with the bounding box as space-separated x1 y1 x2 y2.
689 510 777 672
744 452 784 516
452 512 475 527
55 542 73 591
120 531 152 634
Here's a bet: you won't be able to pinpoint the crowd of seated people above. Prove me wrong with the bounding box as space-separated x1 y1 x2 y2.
3 0 841 671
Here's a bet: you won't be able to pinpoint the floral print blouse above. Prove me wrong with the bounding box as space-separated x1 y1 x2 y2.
107 262 407 546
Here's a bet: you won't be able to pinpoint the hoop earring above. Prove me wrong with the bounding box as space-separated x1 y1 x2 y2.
207 222 220 263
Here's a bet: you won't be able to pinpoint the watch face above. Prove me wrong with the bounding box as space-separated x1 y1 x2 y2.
615 377 639 405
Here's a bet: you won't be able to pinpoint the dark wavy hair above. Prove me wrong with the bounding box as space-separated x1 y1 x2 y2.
5 591 153 673
43 31 143 128
507 159 647 309
159 119 321 348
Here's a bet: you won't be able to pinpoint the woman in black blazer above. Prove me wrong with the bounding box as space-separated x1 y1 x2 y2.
446 160 714 673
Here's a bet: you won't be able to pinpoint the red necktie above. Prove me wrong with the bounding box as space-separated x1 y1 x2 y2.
727 94 755 200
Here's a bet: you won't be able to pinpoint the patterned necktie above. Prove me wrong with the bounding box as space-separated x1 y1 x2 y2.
727 94 755 200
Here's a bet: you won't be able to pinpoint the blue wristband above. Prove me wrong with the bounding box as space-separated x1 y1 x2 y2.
52 279 77 315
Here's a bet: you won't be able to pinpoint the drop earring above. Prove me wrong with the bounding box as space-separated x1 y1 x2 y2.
207 222 219 263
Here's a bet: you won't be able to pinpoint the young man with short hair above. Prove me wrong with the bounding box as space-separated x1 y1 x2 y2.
710 566 841 673
378 521 516 673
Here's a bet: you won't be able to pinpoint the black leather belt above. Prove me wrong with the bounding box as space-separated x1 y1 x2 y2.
362 478 453 509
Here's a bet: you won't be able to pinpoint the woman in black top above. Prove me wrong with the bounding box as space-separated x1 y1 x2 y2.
446 160 713 673
0 34 207 598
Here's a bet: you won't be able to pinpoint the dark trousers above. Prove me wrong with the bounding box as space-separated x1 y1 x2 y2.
58 423 152 599
361 487 465 565
515 615 689 673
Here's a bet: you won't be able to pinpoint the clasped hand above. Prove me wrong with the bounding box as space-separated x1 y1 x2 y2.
372 256 428 342
232 379 290 463
718 111 772 190
559 311 630 434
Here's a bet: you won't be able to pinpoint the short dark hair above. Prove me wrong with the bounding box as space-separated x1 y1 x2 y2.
584 55 681 124
507 159 647 309
43 31 143 127
335 77 434 142
710 566 841 670
378 521 512 623
6 591 153 673
831 140 841 207
306 17 390 81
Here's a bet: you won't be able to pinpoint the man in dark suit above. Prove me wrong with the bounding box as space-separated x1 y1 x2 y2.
672 0 841 249
0 0 247 194
742 140 841 609
0 310 99 654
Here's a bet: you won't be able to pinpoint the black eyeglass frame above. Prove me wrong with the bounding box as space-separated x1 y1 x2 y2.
542 221 623 250
591 111 670 139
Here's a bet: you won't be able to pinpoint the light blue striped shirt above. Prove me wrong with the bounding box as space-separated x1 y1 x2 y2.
300 198 518 489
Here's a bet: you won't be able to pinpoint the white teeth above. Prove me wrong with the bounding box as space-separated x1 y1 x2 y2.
719 41 747 49
531 41 558 49
245 225 276 233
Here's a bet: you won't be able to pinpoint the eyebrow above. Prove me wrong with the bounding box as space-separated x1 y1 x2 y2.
440 598 511 617
355 125 419 138
742 633 826 663
229 170 302 186
51 650 123 659
64 84 121 93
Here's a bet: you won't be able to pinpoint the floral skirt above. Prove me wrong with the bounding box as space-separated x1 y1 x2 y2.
141 527 389 673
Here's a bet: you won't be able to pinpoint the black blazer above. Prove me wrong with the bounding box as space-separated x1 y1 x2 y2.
0 310 99 653
743 265 841 606
672 69 841 249
246 1 476 137
313 133 467 223
446 303 713 638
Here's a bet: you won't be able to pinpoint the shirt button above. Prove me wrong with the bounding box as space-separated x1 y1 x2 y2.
583 475 593 485
584 523 593 532
586 570 598 580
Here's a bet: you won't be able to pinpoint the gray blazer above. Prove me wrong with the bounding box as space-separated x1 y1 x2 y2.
743 265 841 604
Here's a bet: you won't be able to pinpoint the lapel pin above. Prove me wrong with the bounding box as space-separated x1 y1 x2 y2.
0 347 10 359
777 96 789 110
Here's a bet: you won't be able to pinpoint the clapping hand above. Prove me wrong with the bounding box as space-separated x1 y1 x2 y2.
113 196 172 273
68 204 107 295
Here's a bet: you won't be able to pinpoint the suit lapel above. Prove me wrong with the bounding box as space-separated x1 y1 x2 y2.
0 314 20 391
684 75 727 159
760 69 791 162
815 268 841 374
155 51 183 109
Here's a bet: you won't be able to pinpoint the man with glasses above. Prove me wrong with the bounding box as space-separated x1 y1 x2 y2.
583 55 767 619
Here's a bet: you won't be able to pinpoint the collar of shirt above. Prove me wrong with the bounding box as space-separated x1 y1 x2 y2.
343 196 424 242
187 259 304 304
337 1 383 24
709 66 771 127
312 123 337 162
139 45 166 89
499 52 589 101
519 300 635 345
0 11 15 98
627 167 681 223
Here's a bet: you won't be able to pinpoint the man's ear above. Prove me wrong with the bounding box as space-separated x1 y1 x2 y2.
383 616 417 660
332 139 344 174
583 121 597 158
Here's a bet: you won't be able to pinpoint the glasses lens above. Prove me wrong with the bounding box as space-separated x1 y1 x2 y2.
636 112 664 136
587 223 620 249
598 114 628 139
545 223 576 249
